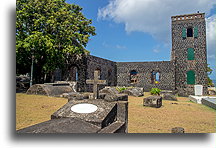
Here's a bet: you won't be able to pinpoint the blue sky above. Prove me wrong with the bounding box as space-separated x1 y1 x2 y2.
66 0 216 79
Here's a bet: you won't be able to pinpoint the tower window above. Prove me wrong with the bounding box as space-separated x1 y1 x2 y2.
187 27 193 37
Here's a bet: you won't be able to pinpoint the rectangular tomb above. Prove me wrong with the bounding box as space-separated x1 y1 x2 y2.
51 99 117 128
201 98 216 110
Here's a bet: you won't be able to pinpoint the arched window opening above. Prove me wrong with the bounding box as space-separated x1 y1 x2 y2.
69 66 78 81
151 71 160 84
130 70 138 83
107 69 112 86
187 27 193 37
95 68 101 79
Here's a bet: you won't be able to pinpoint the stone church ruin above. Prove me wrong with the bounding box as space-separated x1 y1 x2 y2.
51 12 208 96
18 12 209 134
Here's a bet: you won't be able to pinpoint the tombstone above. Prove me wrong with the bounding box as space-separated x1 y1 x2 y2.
143 96 162 108
86 71 106 99
194 85 203 96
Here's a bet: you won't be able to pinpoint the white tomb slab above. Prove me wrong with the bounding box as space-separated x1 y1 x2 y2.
189 95 209 104
194 85 203 96
71 103 98 113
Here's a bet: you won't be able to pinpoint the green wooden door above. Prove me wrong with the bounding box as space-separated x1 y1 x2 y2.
187 70 195 85
187 48 195 60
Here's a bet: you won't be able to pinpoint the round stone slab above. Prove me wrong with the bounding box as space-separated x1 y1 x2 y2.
71 103 98 113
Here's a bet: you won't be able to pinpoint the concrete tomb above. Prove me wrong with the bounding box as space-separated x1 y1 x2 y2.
143 96 162 108
17 118 101 133
201 98 216 110
71 103 98 113
52 99 117 128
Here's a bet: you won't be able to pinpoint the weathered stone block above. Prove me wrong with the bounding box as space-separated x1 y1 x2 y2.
104 93 128 102
162 93 177 101
143 96 162 108
122 87 144 97
171 127 185 133
26 84 73 97
99 87 119 94
208 90 216 96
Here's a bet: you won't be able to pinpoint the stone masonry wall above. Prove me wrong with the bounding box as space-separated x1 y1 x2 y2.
86 55 117 92
116 61 175 91
171 13 208 95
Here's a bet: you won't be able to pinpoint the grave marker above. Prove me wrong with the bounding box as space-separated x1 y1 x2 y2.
86 71 106 99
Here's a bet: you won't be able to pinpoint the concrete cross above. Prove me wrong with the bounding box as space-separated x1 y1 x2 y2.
86 71 106 99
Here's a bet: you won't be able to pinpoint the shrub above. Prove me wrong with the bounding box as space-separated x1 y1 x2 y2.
150 88 161 95
116 87 127 93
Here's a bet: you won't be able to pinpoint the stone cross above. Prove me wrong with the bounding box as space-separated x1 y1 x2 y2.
86 71 106 99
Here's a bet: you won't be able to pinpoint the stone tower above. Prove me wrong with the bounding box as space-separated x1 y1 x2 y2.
171 13 208 96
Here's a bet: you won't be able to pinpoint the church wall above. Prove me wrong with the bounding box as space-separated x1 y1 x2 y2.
86 55 117 92
116 61 176 91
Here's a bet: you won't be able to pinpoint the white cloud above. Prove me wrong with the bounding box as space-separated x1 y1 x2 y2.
153 49 160 53
206 15 216 61
116 44 126 49
98 0 216 63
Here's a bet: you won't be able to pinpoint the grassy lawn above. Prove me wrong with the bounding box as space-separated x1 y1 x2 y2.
16 93 68 130
128 93 216 133
16 93 216 133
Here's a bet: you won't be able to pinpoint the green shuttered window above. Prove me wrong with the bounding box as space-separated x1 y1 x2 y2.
187 48 195 60
182 28 186 38
187 70 195 85
194 26 198 38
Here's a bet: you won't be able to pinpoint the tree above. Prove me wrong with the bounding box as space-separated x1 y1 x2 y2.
207 64 214 87
16 0 96 83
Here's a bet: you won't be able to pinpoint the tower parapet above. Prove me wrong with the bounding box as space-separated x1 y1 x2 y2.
171 13 205 22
